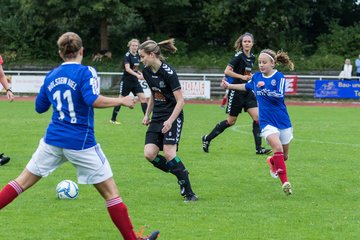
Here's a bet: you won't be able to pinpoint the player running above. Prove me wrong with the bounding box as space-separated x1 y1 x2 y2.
0 32 159 239
222 48 295 196
139 38 198 202
110 38 148 124
202 32 271 155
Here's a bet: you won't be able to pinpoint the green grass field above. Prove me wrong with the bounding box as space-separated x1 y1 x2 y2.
0 100 359 240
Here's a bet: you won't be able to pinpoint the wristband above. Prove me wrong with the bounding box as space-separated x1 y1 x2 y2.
6 88 12 93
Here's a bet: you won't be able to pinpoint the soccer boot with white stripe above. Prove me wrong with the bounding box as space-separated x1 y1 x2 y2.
256 147 272 155
0 153 10 166
202 135 210 153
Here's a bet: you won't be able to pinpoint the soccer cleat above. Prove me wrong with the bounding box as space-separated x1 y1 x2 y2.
267 156 278 179
136 230 160 240
109 120 121 125
256 147 272 155
0 153 10 166
282 182 292 196
184 193 198 202
202 135 210 153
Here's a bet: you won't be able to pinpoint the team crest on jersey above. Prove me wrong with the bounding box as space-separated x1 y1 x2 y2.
162 63 173 75
271 79 276 86
159 81 165 88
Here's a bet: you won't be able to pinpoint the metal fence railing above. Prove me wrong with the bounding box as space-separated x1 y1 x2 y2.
4 70 359 98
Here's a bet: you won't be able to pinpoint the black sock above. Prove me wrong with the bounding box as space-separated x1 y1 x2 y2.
111 106 121 121
150 155 170 173
206 120 231 141
167 156 194 195
253 120 262 150
141 102 148 115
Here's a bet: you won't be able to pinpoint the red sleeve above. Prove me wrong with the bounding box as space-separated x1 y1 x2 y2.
0 55 3 65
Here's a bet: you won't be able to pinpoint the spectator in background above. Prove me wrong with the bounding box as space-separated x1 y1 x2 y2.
339 58 352 80
355 54 360 78
0 54 14 166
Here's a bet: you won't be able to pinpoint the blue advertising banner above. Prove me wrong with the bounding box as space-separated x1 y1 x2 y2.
315 80 360 98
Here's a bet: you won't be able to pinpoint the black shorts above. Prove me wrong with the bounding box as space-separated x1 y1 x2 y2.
145 116 184 151
119 79 144 96
226 89 257 116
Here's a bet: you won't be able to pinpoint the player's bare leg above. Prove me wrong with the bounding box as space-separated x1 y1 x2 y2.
0 169 41 209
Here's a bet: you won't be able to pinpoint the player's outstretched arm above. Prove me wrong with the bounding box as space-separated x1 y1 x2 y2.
221 79 246 91
93 95 136 109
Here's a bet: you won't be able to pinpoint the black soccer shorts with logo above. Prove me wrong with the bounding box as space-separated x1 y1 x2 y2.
119 78 144 96
145 115 184 151
226 89 257 117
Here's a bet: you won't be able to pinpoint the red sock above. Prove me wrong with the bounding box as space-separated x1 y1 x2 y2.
106 197 136 240
272 152 288 184
221 96 227 106
0 180 23 209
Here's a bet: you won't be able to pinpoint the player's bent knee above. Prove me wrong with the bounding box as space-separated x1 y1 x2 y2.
227 120 236 126
144 152 156 161
94 178 119 200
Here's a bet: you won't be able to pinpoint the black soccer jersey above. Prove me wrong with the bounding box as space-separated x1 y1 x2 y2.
142 61 183 122
122 51 141 81
228 51 255 84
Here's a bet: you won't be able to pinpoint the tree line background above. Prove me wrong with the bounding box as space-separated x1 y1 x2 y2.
0 0 360 72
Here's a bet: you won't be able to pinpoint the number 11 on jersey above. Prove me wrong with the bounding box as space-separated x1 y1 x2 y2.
53 90 77 123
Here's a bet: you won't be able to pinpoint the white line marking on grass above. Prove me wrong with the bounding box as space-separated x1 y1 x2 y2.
294 138 360 147
230 125 359 147
230 124 251 134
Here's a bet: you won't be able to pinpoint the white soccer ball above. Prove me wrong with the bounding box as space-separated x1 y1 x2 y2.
56 180 79 199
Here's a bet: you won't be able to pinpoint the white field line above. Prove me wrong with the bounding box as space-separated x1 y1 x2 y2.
230 125 360 147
